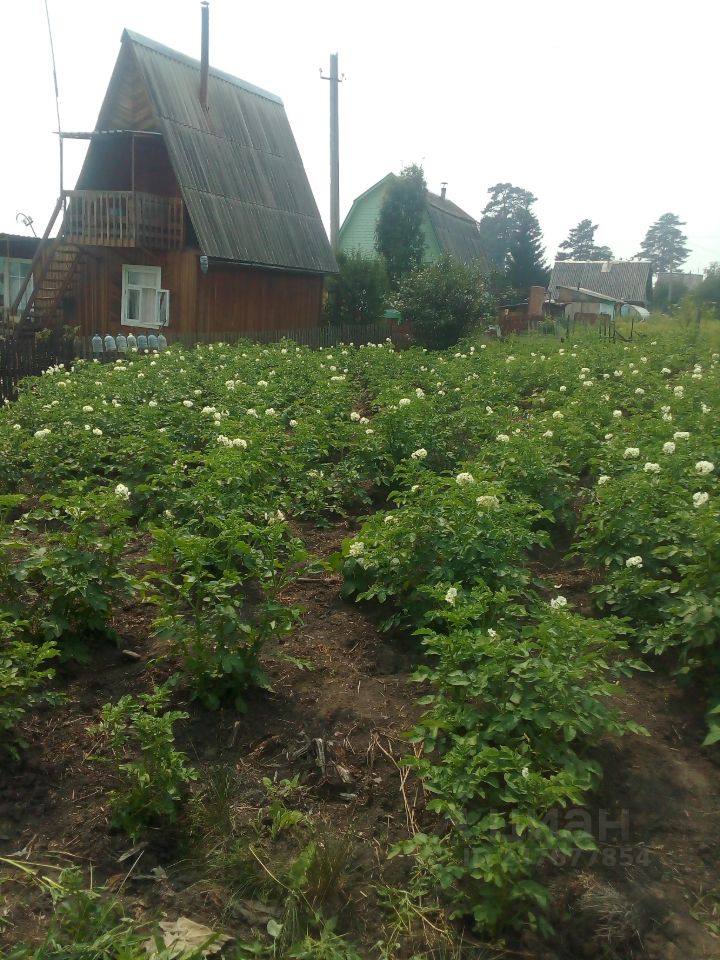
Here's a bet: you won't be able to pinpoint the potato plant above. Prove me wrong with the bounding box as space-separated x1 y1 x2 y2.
1 323 720 938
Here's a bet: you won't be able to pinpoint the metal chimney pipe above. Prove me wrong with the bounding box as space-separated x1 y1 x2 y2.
199 2 209 111
440 182 447 199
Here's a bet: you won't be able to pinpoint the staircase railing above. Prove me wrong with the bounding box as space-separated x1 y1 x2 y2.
9 194 65 319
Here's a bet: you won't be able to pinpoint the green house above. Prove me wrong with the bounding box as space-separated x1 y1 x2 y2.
338 173 486 266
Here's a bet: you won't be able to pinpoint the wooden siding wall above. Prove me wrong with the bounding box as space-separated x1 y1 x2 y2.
197 265 324 337
65 249 323 337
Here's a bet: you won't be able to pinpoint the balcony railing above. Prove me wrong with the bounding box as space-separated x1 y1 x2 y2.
63 190 184 250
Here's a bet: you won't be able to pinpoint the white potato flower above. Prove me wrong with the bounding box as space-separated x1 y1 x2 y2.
625 556 643 568
349 541 365 558
550 595 567 609
643 463 661 473
445 587 458 606
411 448 428 460
623 447 640 459
662 442 676 454
496 433 510 443
476 495 500 508
114 483 130 500
693 491 710 508
455 472 475 485
598 475 610 485
695 461 715 475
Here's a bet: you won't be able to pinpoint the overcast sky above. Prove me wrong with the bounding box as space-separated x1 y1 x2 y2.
3 0 718 272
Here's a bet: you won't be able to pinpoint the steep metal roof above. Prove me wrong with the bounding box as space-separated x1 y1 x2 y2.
425 192 486 265
113 31 336 273
549 260 653 305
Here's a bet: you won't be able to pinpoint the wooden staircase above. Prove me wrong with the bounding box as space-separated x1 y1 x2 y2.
25 242 84 331
9 197 85 335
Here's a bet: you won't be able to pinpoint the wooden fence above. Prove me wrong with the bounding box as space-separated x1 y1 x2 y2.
0 335 76 403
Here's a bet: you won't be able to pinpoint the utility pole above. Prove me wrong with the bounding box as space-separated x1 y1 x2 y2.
322 54 341 252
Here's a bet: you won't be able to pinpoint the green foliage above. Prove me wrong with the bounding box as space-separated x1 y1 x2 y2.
394 255 492 349
0 866 188 960
375 165 427 285
556 218 613 261
147 519 304 711
342 470 548 631
0 616 61 759
636 212 690 273
477 182 540 272
9 487 138 656
393 601 645 934
506 206 549 296
696 263 720 312
323 251 389 326
652 280 690 310
88 685 197 841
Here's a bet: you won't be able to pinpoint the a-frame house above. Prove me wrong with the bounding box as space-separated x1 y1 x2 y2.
9 25 336 339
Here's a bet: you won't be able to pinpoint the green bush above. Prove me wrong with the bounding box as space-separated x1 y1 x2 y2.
394 254 493 349
323 250 389 326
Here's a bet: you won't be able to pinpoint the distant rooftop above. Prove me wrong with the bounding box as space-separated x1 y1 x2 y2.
549 260 653 305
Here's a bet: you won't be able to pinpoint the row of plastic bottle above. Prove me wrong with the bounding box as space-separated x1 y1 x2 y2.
91 333 168 355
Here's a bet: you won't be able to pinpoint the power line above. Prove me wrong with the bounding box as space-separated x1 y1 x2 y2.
43 0 63 196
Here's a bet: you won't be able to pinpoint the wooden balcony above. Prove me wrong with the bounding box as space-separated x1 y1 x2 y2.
63 190 184 250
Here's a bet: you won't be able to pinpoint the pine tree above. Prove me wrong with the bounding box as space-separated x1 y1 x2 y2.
636 213 690 273
557 219 614 261
478 183 538 270
375 165 427 285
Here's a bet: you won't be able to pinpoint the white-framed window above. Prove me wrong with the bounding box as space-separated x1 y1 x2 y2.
0 257 33 312
121 264 169 328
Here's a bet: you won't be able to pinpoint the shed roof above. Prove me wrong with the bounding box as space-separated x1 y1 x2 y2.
556 285 624 303
549 260 652 305
83 30 336 274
